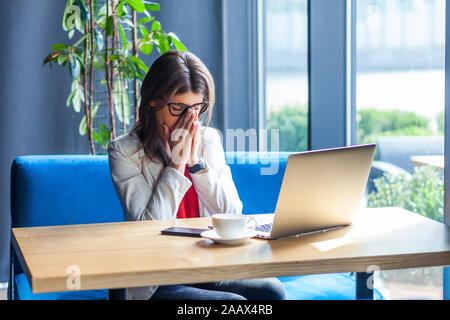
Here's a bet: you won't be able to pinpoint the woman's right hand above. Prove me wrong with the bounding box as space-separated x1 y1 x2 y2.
165 109 196 173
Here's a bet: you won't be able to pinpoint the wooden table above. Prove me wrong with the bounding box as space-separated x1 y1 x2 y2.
11 207 450 299
410 155 444 171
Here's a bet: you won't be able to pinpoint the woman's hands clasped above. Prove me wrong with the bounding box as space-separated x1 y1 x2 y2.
162 109 200 173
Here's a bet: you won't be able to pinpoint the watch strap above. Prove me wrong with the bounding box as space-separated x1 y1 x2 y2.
187 160 207 174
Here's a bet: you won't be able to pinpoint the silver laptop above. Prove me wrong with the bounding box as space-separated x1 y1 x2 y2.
254 144 376 240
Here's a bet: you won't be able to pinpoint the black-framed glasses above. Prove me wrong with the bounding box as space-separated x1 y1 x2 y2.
167 100 209 117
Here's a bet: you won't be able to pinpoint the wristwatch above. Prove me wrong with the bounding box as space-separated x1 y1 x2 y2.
187 160 207 174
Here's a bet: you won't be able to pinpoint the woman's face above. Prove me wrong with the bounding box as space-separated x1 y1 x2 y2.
153 92 204 132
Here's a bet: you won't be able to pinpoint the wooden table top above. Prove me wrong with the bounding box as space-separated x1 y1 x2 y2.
410 155 444 171
12 207 450 294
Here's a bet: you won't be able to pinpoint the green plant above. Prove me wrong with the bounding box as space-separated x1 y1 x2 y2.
357 109 433 146
367 166 443 222
367 166 444 289
266 104 308 152
43 0 186 154
437 110 445 135
265 106 436 153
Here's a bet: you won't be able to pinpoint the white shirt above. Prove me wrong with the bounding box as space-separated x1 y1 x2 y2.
107 126 243 299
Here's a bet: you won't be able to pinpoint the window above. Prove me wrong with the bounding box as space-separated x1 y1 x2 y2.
356 0 446 299
260 0 308 152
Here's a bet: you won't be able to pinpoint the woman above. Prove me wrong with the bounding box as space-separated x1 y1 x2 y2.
108 50 286 300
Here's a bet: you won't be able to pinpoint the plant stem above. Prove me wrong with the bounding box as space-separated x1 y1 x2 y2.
112 1 126 134
105 0 116 140
83 22 91 154
121 75 127 133
132 10 139 123
87 0 96 155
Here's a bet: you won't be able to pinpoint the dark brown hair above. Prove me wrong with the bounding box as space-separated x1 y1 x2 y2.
129 50 215 165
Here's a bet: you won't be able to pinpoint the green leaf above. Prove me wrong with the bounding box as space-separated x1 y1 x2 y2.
118 23 127 51
117 1 126 16
137 16 154 24
168 33 187 51
51 43 69 51
62 0 74 31
156 35 170 54
69 56 81 78
64 0 84 33
125 0 145 13
79 115 87 135
57 53 68 65
78 102 100 135
66 89 76 107
69 78 84 113
92 130 102 144
142 1 160 11
113 78 131 125
138 24 149 37
151 20 162 31
139 43 153 55
105 15 113 36
71 77 80 91
73 89 82 113
74 0 89 21
129 56 149 73
99 124 110 143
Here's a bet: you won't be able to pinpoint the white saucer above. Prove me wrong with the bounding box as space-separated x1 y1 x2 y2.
200 230 256 245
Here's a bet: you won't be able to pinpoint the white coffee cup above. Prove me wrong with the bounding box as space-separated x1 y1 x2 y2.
212 214 257 239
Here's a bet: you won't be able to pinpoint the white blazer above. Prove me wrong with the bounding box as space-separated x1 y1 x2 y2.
107 126 243 299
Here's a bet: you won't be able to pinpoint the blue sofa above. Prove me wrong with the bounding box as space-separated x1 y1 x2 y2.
9 153 383 300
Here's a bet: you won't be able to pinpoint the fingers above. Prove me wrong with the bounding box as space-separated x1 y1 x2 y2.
187 119 200 166
169 111 195 165
161 122 171 138
175 108 195 131
168 109 202 166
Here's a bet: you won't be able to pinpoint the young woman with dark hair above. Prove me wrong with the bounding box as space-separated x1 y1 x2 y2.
108 50 286 300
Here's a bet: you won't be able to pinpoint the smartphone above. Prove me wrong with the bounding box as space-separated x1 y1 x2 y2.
161 227 210 238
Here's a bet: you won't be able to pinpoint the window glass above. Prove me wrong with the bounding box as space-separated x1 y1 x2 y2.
262 0 308 152
356 0 446 299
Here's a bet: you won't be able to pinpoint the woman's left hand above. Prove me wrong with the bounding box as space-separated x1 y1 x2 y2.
187 112 200 166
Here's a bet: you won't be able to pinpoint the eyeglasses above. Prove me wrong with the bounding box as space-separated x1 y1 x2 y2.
167 100 209 117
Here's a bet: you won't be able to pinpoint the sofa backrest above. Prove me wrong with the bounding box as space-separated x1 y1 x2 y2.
225 152 289 215
11 152 290 229
10 155 123 228
377 136 444 174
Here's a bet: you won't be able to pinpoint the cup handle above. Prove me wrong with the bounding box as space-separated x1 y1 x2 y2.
246 217 257 231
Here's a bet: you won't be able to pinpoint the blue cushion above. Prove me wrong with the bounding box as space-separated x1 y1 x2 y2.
279 273 384 300
11 155 123 228
14 273 108 300
225 152 290 215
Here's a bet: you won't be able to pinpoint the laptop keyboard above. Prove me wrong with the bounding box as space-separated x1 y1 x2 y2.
255 223 272 233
